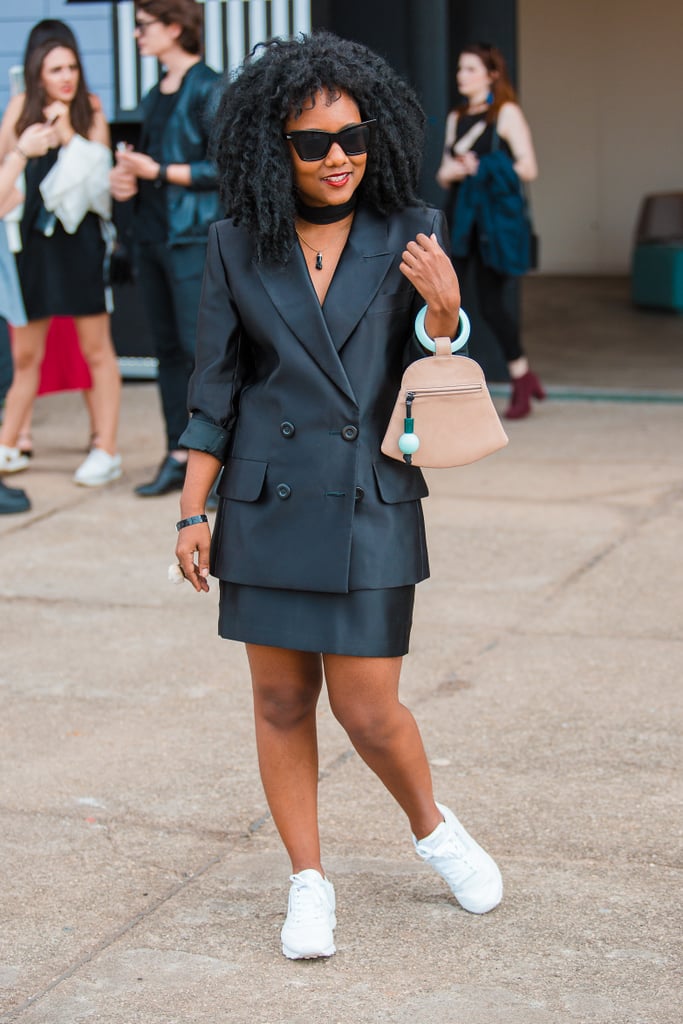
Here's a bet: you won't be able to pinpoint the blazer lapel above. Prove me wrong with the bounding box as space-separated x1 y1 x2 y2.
254 246 356 403
323 205 394 352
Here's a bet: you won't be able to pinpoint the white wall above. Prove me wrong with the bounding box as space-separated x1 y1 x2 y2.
519 0 683 273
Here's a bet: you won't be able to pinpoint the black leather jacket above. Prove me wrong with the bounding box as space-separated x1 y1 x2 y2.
138 61 222 246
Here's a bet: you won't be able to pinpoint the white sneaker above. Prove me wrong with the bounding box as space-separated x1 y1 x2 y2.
413 802 503 914
0 444 29 474
73 448 122 487
281 869 336 960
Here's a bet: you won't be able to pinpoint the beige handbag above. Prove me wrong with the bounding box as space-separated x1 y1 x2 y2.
381 336 509 468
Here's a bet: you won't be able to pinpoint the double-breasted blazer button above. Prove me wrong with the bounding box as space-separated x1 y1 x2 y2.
355 487 365 502
280 421 296 438
341 424 358 441
275 483 292 500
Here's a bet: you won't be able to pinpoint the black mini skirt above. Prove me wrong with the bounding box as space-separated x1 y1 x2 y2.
218 581 415 657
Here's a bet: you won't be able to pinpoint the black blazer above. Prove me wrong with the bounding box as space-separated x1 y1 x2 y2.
180 203 450 594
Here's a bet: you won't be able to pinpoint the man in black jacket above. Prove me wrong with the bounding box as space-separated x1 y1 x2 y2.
110 0 221 496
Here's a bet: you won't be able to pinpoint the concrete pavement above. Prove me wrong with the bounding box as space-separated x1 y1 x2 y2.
1 385 681 1023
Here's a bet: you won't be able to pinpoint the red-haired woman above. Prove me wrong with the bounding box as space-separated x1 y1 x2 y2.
437 43 543 419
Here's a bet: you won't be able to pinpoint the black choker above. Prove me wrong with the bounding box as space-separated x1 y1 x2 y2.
295 195 357 224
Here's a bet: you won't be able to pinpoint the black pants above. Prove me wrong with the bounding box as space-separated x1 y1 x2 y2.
452 247 524 364
135 241 208 450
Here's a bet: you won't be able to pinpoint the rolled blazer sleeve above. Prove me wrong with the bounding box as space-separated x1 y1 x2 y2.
178 223 241 460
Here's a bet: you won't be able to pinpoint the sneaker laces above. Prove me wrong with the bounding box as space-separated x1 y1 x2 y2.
418 825 477 885
426 829 467 861
287 875 330 925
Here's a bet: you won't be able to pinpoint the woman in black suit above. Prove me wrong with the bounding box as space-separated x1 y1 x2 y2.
175 33 502 959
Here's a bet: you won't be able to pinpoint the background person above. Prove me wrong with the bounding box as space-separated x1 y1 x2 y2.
0 120 57 514
436 42 543 419
0 31 122 485
110 0 221 498
175 32 503 961
0 19 101 459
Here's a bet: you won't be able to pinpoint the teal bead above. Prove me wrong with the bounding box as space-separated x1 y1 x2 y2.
398 432 420 455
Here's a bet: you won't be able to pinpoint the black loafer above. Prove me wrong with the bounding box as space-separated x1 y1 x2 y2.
135 455 187 497
0 479 31 515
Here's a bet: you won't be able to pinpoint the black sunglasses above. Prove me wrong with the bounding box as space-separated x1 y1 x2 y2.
284 119 376 162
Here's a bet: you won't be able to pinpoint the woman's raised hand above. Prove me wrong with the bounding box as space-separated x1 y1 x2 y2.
115 149 162 182
43 100 73 146
399 232 461 339
400 232 461 340
16 122 58 159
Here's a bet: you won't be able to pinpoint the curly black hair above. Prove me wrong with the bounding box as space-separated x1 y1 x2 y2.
211 31 426 263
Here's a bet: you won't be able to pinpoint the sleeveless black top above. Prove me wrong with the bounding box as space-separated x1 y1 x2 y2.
451 111 513 159
443 110 513 233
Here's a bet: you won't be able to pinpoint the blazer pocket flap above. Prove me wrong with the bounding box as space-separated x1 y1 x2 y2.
373 460 429 503
217 457 267 501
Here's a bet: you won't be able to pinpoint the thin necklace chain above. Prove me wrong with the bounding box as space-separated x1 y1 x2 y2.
296 222 352 271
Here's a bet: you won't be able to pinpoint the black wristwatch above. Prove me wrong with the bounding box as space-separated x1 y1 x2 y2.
154 163 168 188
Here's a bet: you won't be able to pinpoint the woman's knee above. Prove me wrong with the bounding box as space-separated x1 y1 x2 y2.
254 681 321 730
11 328 47 374
250 651 323 730
75 318 116 367
12 347 42 374
331 699 404 751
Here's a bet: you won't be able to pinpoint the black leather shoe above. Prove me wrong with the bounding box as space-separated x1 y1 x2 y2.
135 455 186 497
0 479 31 514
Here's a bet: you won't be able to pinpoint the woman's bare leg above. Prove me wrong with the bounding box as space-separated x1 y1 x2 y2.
324 654 442 840
247 644 325 873
73 314 120 455
0 320 50 448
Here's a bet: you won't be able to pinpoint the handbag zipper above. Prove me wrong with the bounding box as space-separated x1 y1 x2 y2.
399 384 485 465
406 384 483 398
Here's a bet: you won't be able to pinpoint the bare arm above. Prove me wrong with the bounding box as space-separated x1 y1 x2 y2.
497 102 538 182
87 106 111 147
0 94 24 159
115 150 192 187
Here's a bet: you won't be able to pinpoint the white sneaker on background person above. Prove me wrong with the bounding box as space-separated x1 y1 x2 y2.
281 869 336 960
0 444 30 473
413 802 503 914
73 448 122 487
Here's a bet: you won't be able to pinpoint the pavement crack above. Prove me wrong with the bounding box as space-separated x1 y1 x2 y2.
547 481 683 600
0 854 223 1024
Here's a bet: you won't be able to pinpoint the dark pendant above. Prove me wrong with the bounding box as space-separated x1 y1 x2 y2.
315 252 323 271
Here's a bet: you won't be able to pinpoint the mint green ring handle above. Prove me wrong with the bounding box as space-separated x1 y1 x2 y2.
414 305 470 353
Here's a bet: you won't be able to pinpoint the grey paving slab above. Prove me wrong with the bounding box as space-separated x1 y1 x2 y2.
523 276 683 393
